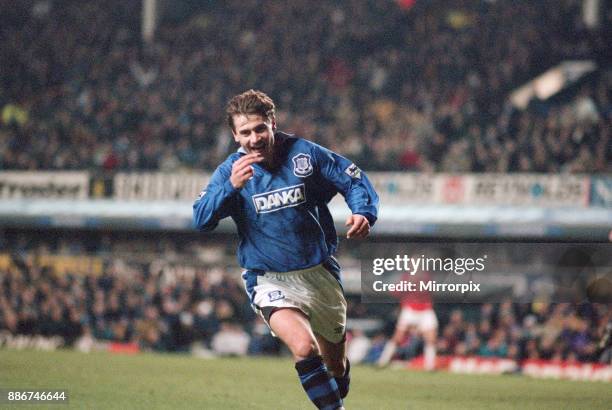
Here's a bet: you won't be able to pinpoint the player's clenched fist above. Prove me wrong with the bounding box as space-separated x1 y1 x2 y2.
230 153 263 189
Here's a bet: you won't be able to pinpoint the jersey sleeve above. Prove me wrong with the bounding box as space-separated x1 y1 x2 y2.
312 144 379 226
192 159 239 231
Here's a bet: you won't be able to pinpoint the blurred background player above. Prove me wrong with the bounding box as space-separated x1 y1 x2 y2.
193 90 379 409
597 322 612 362
377 270 438 370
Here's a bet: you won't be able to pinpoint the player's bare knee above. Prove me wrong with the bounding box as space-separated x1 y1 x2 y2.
291 339 319 361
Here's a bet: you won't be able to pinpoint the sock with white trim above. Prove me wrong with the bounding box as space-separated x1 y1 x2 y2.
295 355 343 410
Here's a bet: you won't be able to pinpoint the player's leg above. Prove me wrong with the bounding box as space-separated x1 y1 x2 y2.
420 310 439 371
377 310 410 367
269 308 319 360
377 324 407 366
316 334 350 399
269 308 344 410
422 327 437 371
305 261 349 400
597 321 612 359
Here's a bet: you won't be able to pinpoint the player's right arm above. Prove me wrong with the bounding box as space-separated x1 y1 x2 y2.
192 153 262 231
193 159 236 232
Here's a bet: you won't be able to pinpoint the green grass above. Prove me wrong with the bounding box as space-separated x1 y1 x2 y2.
1 349 610 409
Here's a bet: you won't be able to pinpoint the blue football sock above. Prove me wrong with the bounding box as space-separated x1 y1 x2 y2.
334 358 350 399
295 355 343 410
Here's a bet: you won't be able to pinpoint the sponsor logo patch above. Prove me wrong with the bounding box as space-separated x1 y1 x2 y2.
268 290 285 302
345 163 361 179
252 184 306 213
292 153 313 177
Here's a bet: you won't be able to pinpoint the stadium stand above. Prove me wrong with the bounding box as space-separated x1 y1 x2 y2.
1 235 610 365
0 0 609 172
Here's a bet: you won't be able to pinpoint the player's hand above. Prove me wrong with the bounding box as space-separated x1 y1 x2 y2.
345 214 370 239
230 153 263 189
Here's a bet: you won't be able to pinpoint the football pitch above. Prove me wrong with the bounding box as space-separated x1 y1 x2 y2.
1 349 610 410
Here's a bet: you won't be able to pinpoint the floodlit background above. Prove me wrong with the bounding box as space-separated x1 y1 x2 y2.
0 0 611 407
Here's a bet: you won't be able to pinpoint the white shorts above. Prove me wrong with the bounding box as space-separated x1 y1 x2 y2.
397 307 438 332
242 260 347 344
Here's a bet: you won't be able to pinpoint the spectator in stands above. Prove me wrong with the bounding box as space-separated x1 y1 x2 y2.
0 0 608 173
211 322 250 356
0 238 610 365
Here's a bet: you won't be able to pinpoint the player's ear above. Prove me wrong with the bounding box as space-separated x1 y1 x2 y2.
271 117 277 132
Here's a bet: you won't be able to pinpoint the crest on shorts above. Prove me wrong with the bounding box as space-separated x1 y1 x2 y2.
345 163 361 179
292 153 313 177
268 290 285 302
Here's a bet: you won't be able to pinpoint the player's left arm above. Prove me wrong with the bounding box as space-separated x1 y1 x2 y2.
312 145 379 239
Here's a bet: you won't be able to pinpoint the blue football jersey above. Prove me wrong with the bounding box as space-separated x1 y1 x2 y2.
193 132 379 272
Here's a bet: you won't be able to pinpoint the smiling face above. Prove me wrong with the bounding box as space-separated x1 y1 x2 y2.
231 114 276 164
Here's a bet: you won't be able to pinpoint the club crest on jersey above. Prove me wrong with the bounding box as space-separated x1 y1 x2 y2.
268 290 285 302
292 153 313 177
345 163 362 179
252 184 306 213
197 190 206 200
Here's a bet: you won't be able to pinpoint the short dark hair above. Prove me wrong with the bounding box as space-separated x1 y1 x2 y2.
226 89 276 131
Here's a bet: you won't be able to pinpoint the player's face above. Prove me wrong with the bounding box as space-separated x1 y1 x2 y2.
232 114 276 163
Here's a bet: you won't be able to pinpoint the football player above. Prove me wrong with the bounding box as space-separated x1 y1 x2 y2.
194 90 379 409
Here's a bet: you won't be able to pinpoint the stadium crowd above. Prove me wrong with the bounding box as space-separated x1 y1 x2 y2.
1 245 610 365
0 247 273 355
0 0 610 172
370 301 611 365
